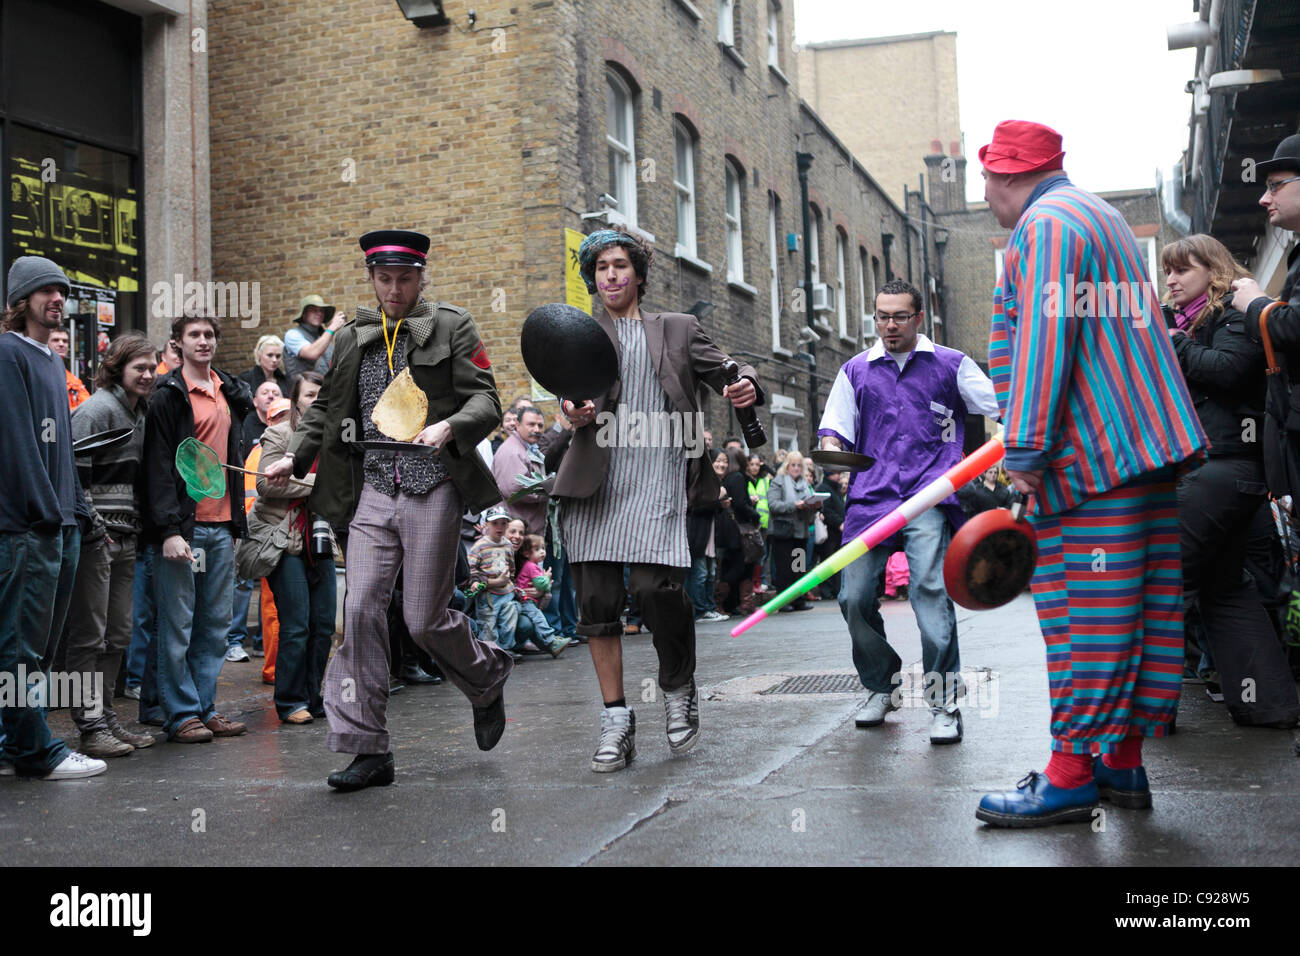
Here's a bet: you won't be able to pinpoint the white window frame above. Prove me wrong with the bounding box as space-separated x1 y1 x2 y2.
766 1 780 69
606 70 637 228
725 159 744 283
673 119 697 259
718 0 735 46
859 247 875 346
769 193 781 350
835 231 848 339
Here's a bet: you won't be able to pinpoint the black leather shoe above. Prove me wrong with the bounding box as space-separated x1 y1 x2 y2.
389 677 406 695
472 695 506 751
327 752 395 791
401 663 444 685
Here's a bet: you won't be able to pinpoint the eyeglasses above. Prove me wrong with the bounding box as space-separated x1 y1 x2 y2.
1265 176 1300 195
876 312 918 326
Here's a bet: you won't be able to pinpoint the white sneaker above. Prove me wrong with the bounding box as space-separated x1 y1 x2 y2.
42 751 108 780
699 611 729 623
854 690 898 728
929 706 963 745
663 679 700 753
591 707 636 772
224 645 250 663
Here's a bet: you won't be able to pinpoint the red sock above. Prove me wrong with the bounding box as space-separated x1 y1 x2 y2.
1043 751 1092 789
1102 735 1143 770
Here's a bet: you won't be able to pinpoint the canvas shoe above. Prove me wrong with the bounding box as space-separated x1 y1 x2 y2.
591 706 636 772
548 636 574 659
699 610 730 623
42 751 108 780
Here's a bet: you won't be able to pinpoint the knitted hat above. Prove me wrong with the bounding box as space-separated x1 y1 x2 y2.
7 256 71 307
578 229 640 294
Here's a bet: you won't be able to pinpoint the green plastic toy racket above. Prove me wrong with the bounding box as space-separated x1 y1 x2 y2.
175 437 268 501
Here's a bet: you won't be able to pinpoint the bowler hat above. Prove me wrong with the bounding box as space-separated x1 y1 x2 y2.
1256 133 1300 177
979 120 1065 175
520 303 619 400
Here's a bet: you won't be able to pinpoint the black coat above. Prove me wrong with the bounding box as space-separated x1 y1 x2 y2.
1244 246 1300 495
141 367 254 543
1166 303 1264 459
237 365 290 398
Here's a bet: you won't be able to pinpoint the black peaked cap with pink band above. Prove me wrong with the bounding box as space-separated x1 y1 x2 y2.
360 229 430 268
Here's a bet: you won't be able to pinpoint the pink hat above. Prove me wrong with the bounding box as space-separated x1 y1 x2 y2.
979 120 1065 174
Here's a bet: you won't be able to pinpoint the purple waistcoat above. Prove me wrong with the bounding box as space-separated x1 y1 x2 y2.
823 347 970 543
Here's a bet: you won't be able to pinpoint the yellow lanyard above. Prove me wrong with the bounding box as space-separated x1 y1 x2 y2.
380 308 404 375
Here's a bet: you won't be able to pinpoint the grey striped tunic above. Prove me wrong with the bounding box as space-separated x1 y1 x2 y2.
559 317 690 567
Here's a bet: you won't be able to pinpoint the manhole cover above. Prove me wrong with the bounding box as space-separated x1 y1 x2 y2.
759 673 865 695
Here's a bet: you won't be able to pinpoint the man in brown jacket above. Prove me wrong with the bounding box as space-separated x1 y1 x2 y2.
554 229 762 772
264 229 511 791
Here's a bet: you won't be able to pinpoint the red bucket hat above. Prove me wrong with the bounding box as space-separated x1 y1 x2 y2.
978 120 1065 174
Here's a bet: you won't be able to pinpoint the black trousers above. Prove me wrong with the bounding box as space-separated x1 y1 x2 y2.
771 535 805 595
571 561 694 691
1179 456 1300 725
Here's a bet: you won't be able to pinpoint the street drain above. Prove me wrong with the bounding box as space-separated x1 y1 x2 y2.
759 673 864 695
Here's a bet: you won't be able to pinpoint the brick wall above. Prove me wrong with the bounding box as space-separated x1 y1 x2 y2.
207 0 938 449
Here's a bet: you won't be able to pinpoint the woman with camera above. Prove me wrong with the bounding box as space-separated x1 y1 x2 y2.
245 372 335 724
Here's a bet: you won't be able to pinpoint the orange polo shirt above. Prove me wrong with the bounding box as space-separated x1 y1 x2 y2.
185 368 233 523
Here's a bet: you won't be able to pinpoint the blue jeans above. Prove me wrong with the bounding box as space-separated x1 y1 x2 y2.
688 555 717 617
541 548 578 637
125 547 153 688
516 600 557 648
837 508 960 703
267 552 335 718
476 590 521 648
228 576 254 649
0 526 79 774
153 524 235 736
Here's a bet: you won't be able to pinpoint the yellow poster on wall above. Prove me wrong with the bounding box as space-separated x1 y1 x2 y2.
564 228 592 316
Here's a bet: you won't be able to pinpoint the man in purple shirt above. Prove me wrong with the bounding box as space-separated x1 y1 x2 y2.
818 279 1000 744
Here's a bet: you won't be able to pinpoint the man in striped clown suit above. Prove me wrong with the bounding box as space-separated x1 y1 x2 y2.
974 121 1208 827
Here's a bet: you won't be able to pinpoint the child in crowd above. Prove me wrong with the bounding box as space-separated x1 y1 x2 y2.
506 520 572 659
468 506 522 657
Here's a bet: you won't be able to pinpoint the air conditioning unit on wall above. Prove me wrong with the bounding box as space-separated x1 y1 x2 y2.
811 283 835 314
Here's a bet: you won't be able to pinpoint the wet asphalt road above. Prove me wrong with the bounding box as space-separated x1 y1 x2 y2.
4 593 1297 866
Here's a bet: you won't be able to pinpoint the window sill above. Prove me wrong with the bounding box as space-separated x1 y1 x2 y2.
812 317 834 332
768 63 790 85
728 278 759 297
772 345 794 358
839 334 857 347
672 0 703 20
675 248 714 274
606 215 656 245
720 43 748 69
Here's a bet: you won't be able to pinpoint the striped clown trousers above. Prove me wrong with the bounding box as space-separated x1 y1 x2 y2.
1027 468 1183 754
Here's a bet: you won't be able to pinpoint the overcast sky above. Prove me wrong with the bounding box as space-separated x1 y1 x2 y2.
794 0 1198 203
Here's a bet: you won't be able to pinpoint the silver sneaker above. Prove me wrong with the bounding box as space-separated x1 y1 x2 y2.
929 705 963 745
80 729 133 758
42 751 108 780
663 679 700 753
854 690 899 728
591 707 636 772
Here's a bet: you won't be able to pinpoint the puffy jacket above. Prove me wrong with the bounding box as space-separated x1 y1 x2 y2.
1166 303 1265 459
141 366 254 543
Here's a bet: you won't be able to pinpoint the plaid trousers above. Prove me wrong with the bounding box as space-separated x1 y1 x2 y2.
324 481 512 754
